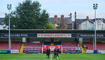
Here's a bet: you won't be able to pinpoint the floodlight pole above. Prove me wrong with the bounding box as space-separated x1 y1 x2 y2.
93 3 98 50
7 4 12 50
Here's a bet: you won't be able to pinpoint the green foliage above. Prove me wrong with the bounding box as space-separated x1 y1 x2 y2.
45 22 56 29
4 0 49 29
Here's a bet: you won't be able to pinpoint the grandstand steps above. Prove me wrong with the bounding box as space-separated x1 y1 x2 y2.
80 43 86 54
82 48 86 53
0 42 21 50
19 43 24 54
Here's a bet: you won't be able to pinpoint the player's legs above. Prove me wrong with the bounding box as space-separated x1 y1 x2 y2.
54 53 56 58
48 54 50 58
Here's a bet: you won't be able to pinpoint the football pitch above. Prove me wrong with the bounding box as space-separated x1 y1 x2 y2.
0 54 105 60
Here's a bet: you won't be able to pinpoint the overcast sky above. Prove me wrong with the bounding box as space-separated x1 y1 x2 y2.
0 0 105 20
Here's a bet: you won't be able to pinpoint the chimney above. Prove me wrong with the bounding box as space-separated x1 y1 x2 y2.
68 13 72 29
5 13 7 17
74 11 77 20
74 11 77 29
86 16 89 20
69 13 72 19
60 15 65 29
54 15 58 24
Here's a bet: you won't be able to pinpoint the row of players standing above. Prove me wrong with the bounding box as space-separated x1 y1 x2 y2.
45 47 59 59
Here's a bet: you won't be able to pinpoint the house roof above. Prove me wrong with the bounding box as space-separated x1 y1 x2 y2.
75 18 105 28
48 17 72 25
76 18 105 26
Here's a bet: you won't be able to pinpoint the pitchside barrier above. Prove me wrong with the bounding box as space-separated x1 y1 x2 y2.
0 50 19 54
25 50 39 54
11 50 19 54
0 50 11 54
98 50 105 54
86 50 94 53
0 50 105 54
86 50 105 54
66 50 82 54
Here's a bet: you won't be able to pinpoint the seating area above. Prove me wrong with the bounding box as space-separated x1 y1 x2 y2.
83 42 105 50
0 42 21 50
62 41 80 52
0 42 8 50
62 41 77 47
11 42 21 50
83 42 93 50
96 42 105 50
0 41 105 53
23 42 42 52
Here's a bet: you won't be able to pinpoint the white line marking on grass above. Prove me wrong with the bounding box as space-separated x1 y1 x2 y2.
50 54 52 60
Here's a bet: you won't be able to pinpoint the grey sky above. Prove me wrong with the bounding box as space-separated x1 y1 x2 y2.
0 0 105 20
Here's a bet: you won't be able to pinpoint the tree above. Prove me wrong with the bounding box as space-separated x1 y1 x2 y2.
45 22 56 29
5 0 49 29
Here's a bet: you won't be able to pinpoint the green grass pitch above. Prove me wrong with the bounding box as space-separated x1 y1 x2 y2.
0 54 105 60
